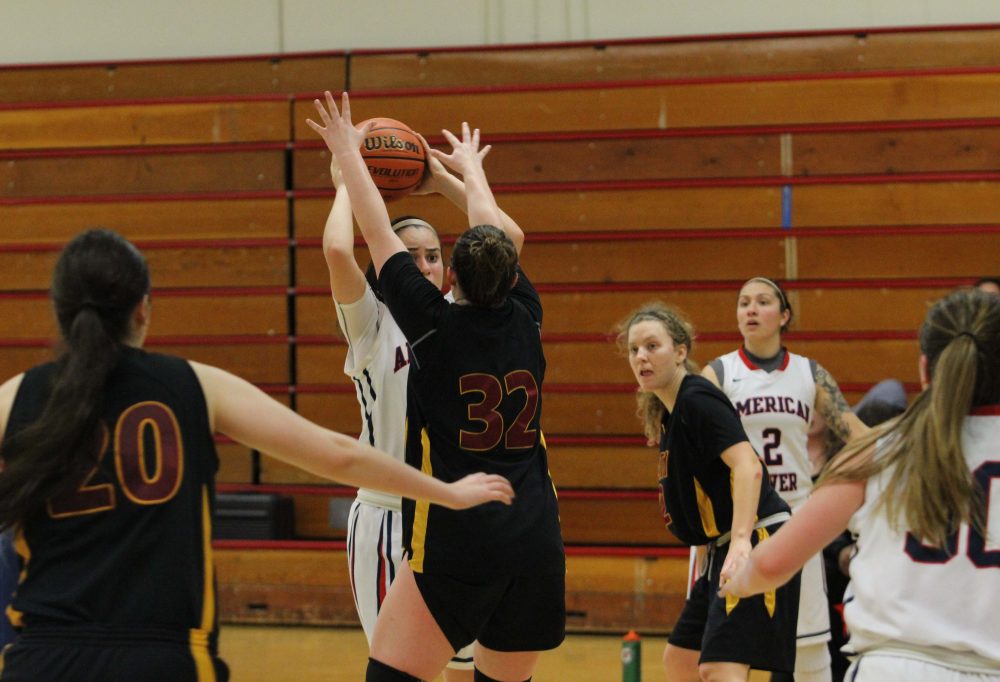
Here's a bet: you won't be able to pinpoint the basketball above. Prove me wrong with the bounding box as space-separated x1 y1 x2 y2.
358 117 426 201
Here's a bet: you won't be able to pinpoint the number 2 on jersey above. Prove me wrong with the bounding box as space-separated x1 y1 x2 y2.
459 370 539 451
761 427 783 466
48 401 185 518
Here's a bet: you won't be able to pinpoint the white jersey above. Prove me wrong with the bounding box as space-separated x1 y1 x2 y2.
843 407 1000 673
717 349 816 506
335 286 411 511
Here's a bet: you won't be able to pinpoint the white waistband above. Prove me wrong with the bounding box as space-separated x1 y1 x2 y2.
711 511 791 547
356 488 403 512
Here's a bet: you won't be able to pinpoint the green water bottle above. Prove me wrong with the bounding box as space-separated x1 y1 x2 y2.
621 629 641 682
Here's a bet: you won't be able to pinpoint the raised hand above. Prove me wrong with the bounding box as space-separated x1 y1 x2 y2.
444 472 515 510
306 91 373 158
429 122 492 176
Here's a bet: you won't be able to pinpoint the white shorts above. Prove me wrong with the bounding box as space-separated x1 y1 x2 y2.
796 550 832 647
347 499 474 670
847 652 1000 682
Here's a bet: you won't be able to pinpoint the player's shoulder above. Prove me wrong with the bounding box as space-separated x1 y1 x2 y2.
680 374 729 408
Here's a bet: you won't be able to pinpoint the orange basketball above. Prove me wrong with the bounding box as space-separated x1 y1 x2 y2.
358 117 426 201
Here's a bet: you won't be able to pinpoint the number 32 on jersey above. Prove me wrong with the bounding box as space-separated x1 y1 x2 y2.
459 370 539 451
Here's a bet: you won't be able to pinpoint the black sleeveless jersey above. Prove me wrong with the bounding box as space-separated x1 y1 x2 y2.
4 348 221 649
379 252 564 577
657 374 789 546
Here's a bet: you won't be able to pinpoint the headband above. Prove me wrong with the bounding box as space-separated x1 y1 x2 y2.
391 217 436 234
746 277 788 310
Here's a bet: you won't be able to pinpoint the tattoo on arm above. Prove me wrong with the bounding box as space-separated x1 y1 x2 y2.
816 364 853 441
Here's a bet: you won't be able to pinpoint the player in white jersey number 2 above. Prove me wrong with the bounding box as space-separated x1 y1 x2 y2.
722 288 1000 682
703 277 869 682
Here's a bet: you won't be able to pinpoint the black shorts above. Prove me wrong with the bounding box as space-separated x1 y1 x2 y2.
413 571 566 653
1 628 230 682
668 523 801 673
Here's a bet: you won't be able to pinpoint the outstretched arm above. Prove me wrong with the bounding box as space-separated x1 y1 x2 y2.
306 91 404 277
192 361 514 510
720 480 864 598
427 123 504 236
415 132 525 254
321 155 367 305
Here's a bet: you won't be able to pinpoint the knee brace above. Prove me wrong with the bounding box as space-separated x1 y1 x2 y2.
366 658 422 682
473 669 530 682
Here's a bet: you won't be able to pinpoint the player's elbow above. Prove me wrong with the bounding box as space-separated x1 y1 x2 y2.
322 240 355 268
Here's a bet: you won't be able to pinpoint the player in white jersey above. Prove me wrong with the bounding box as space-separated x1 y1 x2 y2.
722 288 1000 682
703 277 868 682
319 135 525 680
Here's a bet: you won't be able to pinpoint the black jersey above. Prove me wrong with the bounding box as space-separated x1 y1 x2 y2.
379 251 564 577
4 348 221 650
657 374 788 546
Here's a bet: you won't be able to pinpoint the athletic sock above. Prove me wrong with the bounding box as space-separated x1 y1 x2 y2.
473 669 530 682
366 658 423 682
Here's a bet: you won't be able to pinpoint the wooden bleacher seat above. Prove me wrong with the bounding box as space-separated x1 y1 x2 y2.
293 71 1000 139
214 545 688 631
0 99 290 150
0 55 346 104
0 145 287 198
347 27 1000 90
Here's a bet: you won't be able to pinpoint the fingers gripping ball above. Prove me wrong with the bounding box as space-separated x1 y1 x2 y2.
358 118 426 201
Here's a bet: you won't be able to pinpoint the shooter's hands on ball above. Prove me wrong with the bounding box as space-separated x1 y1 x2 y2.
428 122 491 177
306 91 372 159
411 132 451 196
718 537 753 598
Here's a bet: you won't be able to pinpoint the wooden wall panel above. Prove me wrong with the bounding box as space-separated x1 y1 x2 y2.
0 100 290 150
0 56 346 103
796 232 1000 279
292 186 783 239
263 492 673 546
793 181 1000 226
792 127 1000 176
295 392 367 434
538 287 951 336
0 340 288 384
296 296 343 336
295 344 350 385
0 346 53 380
216 442 255 484
548 444 653 489
216 547 687 631
0 150 287 198
292 134 782 190
151 342 290 385
0 198 289 243
349 29 1000 89
559 497 671 545
0 246 288 291
294 73 1000 138
295 236 787 287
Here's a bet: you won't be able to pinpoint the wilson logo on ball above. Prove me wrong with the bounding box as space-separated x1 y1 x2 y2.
358 118 426 201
